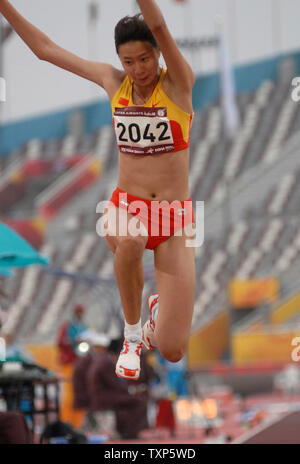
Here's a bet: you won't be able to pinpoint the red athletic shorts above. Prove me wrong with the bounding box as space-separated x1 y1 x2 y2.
109 187 195 250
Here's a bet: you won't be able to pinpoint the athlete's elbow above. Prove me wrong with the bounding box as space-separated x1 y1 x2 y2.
36 50 45 61
35 39 53 61
36 46 49 61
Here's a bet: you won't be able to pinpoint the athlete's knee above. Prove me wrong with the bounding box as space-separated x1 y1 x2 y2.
158 342 185 363
116 236 146 260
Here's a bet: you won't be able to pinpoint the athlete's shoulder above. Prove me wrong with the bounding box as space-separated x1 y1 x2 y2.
104 67 127 101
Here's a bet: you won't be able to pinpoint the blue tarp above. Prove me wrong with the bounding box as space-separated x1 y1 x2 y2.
0 267 13 277
0 222 49 270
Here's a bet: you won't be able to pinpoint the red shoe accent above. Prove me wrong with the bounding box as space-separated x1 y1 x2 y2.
146 336 156 350
147 294 159 330
117 366 139 380
121 339 129 355
148 293 159 311
135 342 143 356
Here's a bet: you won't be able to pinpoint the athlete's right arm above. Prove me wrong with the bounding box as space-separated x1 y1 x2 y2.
0 0 122 92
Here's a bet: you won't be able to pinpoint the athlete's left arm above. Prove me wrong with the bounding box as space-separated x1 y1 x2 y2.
136 0 195 91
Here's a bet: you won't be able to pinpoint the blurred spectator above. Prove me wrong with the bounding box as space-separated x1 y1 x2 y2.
57 304 88 366
72 330 110 430
87 338 153 439
148 352 189 436
56 303 89 428
67 304 88 345
0 411 33 444
155 351 188 398
155 397 176 435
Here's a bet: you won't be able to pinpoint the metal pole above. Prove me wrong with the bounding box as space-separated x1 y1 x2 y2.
223 157 234 365
214 16 234 364
88 1 100 100
0 16 3 82
228 0 238 63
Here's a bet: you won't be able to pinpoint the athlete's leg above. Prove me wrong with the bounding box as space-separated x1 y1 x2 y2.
153 229 196 362
101 205 148 325
101 204 149 379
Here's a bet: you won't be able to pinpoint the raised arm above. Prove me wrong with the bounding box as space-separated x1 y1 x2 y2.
0 0 123 94
136 0 195 92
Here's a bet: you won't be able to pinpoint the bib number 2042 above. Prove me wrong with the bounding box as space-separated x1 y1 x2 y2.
117 122 171 144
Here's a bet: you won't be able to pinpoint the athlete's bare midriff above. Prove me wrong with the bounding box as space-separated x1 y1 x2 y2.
107 69 192 202
117 146 190 201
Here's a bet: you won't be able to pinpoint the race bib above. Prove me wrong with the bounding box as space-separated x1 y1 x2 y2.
114 106 175 155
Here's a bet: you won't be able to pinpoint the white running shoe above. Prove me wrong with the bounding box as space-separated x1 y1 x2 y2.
142 293 159 350
115 336 143 381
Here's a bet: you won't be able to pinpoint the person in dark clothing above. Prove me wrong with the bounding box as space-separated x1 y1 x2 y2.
0 411 33 444
87 338 153 439
73 352 94 410
72 331 110 410
56 304 89 427
72 331 110 430
57 303 88 366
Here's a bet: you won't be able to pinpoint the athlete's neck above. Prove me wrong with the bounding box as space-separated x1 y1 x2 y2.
132 68 162 104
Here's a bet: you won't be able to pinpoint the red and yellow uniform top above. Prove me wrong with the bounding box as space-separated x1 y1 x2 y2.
110 68 194 155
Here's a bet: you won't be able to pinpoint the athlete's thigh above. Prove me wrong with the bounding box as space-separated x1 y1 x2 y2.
99 204 148 253
153 230 196 346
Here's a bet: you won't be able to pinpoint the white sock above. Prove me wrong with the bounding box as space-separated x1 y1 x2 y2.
124 318 142 341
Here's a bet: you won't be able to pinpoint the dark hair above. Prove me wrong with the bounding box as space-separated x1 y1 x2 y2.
114 13 158 54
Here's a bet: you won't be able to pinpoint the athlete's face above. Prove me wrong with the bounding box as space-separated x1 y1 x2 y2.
118 41 160 87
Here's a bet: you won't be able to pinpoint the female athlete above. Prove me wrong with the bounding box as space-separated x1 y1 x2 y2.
0 0 196 380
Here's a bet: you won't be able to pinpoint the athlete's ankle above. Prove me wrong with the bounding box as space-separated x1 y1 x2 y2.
124 318 142 341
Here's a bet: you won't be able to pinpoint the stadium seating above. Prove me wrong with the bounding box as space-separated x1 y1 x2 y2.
1 55 300 350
